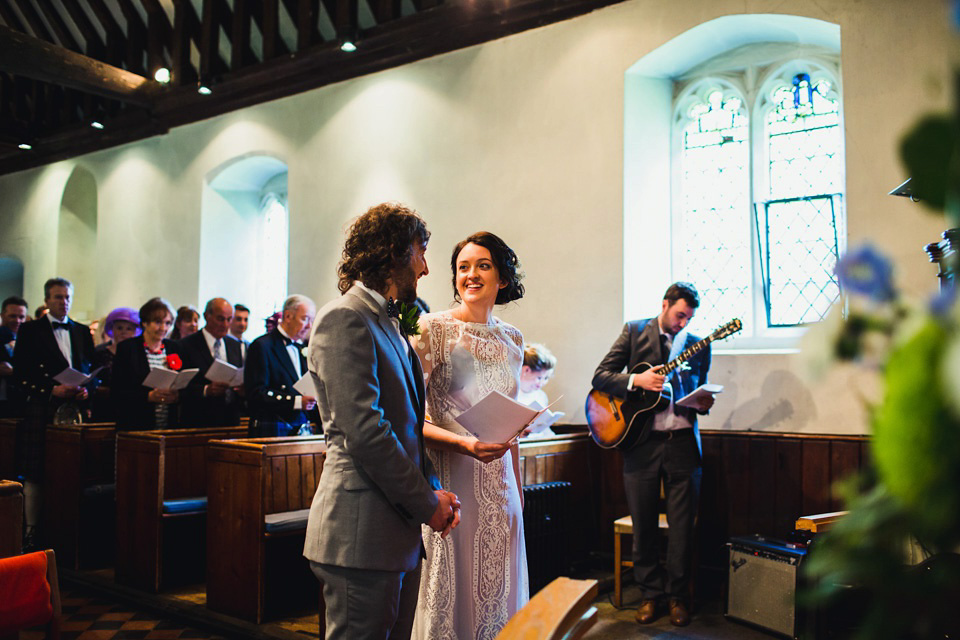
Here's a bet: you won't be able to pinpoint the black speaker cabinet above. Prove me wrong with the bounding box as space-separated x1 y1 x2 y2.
727 535 807 638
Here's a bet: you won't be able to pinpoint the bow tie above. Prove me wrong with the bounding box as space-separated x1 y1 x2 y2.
52 321 69 330
386 297 399 319
281 336 301 348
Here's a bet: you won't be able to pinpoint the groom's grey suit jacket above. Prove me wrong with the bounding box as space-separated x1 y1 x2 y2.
303 286 440 573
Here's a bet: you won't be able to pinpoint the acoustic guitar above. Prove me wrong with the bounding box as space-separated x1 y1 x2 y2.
585 318 742 450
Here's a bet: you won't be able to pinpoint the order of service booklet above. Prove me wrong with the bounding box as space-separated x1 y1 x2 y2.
142 367 199 390
454 391 563 443
675 383 723 408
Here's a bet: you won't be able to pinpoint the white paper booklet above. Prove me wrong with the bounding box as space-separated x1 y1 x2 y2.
454 390 545 443
142 367 199 390
676 383 723 408
293 372 317 397
54 366 104 386
524 402 566 436
205 359 244 385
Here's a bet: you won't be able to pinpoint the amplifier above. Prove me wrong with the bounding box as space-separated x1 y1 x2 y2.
726 534 807 638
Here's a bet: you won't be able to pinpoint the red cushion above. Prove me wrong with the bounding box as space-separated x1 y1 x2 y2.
0 551 53 632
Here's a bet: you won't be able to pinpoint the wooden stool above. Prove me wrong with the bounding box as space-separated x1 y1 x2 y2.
613 513 668 607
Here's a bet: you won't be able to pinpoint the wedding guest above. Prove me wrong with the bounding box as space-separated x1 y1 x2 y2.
245 295 316 437
0 296 28 417
13 278 95 548
412 231 529 638
517 342 556 407
177 298 243 427
34 304 48 320
112 297 182 430
171 305 199 340
230 303 250 362
91 307 141 422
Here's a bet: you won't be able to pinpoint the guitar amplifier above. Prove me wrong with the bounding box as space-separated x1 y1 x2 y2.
726 535 807 638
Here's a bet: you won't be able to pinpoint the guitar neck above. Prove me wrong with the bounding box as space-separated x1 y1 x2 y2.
661 334 716 375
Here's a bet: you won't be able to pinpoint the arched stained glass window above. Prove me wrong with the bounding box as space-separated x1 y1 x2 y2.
670 56 845 342
676 85 751 334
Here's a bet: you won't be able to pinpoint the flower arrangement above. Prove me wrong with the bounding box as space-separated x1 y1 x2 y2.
798 83 960 637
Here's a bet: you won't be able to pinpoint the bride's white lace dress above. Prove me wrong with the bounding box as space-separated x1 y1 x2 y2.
411 310 529 640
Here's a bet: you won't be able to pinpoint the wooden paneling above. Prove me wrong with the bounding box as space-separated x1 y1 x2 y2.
43 423 116 569
114 426 245 592
0 479 22 557
0 418 17 480
206 435 326 623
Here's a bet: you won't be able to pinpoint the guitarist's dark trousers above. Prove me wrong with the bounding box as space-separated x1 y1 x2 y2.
622 427 701 601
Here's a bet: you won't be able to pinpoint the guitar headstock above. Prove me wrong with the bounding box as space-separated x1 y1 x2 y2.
711 318 742 341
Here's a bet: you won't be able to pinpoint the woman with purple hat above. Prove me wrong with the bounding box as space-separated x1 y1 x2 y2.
91 307 141 421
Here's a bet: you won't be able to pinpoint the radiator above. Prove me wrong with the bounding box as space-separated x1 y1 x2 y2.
522 481 572 593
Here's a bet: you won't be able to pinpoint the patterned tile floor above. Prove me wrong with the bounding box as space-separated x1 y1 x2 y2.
23 587 228 640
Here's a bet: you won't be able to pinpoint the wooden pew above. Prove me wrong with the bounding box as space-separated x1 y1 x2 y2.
43 423 116 569
0 479 22 557
206 436 326 623
0 418 17 480
114 426 246 592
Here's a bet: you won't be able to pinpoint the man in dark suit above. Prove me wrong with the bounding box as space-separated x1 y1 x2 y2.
304 203 460 640
0 295 28 417
592 282 713 628
177 297 244 427
245 294 317 437
12 278 96 547
230 303 250 363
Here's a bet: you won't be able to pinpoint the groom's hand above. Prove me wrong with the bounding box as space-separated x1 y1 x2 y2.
428 490 461 538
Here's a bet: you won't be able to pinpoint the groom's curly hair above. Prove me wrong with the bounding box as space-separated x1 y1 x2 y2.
338 203 431 295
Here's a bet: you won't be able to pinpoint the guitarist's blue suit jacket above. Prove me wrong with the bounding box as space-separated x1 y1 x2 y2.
591 317 711 455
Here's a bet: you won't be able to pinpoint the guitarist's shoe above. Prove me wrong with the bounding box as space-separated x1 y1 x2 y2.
669 598 691 627
635 599 659 624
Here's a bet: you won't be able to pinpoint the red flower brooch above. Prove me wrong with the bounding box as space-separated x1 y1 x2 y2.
166 354 182 371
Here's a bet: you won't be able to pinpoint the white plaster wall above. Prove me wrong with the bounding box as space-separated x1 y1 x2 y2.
0 0 952 434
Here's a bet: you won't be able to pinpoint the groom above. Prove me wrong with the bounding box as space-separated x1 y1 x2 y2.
304 203 461 639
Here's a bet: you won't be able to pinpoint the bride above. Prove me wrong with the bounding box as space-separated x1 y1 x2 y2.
411 231 529 639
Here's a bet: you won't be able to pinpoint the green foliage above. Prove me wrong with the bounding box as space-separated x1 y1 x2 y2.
899 114 958 215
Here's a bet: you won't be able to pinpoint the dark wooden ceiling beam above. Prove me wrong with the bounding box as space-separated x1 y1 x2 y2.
260 0 289 59
141 0 174 74
35 1 82 53
230 0 256 69
60 0 107 58
171 0 199 85
84 0 126 66
320 0 357 38
0 25 156 107
11 0 53 41
199 0 229 79
372 0 402 25
295 0 319 50
116 0 148 75
0 1 25 33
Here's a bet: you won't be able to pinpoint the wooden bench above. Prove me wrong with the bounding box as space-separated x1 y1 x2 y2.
497 576 598 640
0 480 22 558
206 436 326 623
115 426 246 592
0 418 17 480
43 423 116 569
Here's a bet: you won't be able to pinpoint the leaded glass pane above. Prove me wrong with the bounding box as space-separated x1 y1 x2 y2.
765 196 842 325
679 91 751 335
763 76 844 325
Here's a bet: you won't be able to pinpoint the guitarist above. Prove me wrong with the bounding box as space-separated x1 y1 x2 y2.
591 282 713 628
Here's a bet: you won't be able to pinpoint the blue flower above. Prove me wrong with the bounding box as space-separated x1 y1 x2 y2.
835 245 896 302
929 285 958 317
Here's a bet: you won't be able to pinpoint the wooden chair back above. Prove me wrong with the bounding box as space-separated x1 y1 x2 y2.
496 577 598 640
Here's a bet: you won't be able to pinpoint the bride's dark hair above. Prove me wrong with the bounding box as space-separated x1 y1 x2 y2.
450 232 524 305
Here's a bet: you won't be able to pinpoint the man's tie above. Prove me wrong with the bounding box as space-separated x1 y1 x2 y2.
213 338 222 360
51 321 69 330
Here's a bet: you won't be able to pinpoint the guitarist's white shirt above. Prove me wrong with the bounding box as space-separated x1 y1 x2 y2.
630 327 694 433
